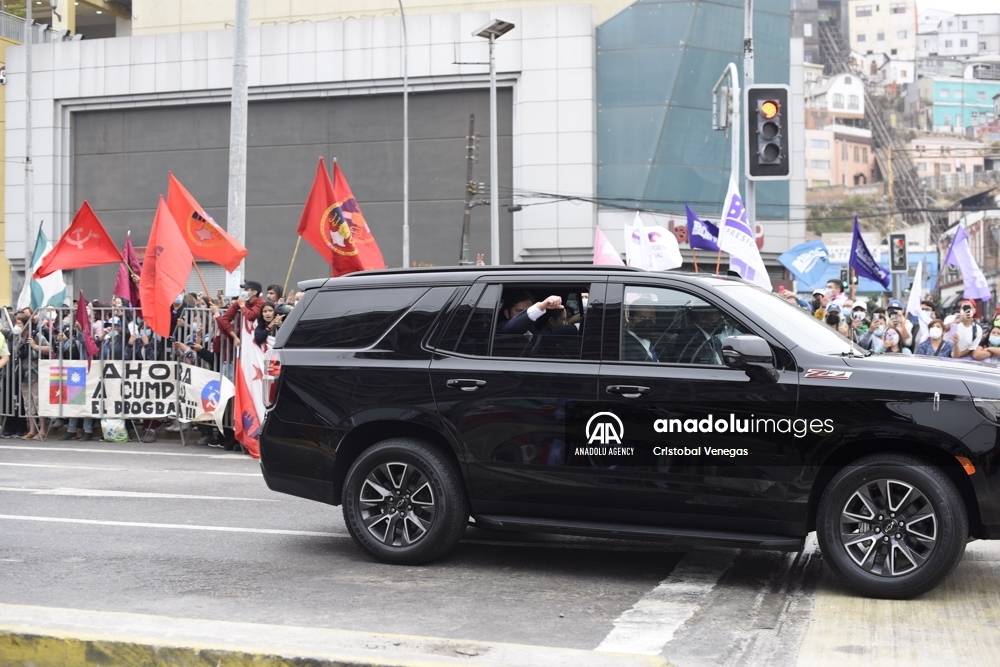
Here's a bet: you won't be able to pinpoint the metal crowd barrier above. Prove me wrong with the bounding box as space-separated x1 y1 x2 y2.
0 303 240 441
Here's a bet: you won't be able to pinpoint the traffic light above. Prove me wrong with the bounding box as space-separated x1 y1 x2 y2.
888 233 908 272
745 85 791 181
839 266 849 287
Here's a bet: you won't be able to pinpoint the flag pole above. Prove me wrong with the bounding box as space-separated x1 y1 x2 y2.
191 259 211 298
715 249 722 274
283 236 302 299
692 248 699 273
851 269 856 301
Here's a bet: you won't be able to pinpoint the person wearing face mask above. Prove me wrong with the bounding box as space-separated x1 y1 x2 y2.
623 299 660 362
859 310 888 353
882 326 911 355
916 319 954 358
216 280 264 349
823 303 842 331
950 299 982 360
972 326 1000 365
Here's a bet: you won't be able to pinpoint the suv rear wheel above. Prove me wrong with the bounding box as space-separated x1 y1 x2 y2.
343 438 467 564
816 453 967 599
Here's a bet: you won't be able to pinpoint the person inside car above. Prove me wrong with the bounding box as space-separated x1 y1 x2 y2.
622 298 659 362
496 291 577 336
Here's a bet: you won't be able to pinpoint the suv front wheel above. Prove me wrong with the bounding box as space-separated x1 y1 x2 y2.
343 438 467 564
817 453 968 599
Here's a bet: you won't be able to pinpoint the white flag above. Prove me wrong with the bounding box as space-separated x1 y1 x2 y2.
643 225 683 271
719 175 771 290
624 213 647 268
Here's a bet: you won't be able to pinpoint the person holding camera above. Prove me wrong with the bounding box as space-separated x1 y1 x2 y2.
950 299 983 360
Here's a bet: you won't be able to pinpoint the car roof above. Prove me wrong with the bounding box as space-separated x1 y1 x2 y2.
298 266 749 291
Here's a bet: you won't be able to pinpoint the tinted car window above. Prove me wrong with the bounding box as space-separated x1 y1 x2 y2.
284 287 427 349
455 285 500 356
622 285 745 365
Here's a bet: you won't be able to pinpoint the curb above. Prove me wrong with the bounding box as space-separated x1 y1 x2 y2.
0 604 671 667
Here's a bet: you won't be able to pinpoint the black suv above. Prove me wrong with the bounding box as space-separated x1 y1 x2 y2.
260 266 1000 598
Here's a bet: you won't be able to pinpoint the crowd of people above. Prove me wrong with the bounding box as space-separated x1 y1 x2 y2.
779 278 1000 362
0 280 305 448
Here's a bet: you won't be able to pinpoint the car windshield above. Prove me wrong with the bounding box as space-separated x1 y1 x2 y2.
717 283 861 356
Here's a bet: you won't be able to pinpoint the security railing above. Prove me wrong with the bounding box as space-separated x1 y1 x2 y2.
0 10 58 44
0 304 252 443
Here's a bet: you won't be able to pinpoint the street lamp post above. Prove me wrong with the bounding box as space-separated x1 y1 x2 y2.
474 19 515 266
399 0 409 268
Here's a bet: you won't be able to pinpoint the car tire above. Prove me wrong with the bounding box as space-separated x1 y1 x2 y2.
816 453 967 599
342 438 467 565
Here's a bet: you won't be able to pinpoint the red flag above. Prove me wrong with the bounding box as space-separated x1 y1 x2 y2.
75 290 100 370
34 202 123 279
139 197 193 338
332 162 385 271
167 173 248 273
113 232 142 308
233 360 261 458
296 158 364 277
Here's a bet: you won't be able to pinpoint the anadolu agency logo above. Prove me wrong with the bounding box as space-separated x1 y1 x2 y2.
578 412 634 456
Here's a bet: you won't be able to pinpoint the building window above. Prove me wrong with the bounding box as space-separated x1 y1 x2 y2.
944 40 952 48
972 112 979 124
848 95 860 109
918 162 927 172
940 89 950 98
941 164 951 172
956 114 963 126
978 91 986 101
804 23 813 37
811 160 831 169
854 146 860 161
943 115 951 126
982 43 988 51
901 70 907 78
842 142 848 160
857 33 867 42
962 20 968 29
833 93 845 108
890 3 906 14
845 76 852 84
897 30 907 39
955 89 963 99
856 6 872 17
863 148 868 162
810 139 831 148
891 49 897 55
960 39 968 48
877 32 885 41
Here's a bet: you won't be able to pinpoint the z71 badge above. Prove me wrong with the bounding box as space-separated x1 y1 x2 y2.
805 369 853 380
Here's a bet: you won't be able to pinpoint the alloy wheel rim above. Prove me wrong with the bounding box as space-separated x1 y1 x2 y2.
359 462 436 547
840 477 938 577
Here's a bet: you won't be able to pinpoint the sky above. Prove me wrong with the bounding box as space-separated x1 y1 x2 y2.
918 0 1000 15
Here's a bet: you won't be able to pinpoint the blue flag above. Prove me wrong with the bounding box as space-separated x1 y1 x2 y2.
778 239 830 288
685 205 719 252
849 217 890 289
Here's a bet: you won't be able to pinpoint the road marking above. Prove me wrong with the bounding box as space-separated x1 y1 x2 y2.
595 549 736 656
0 462 260 477
0 445 246 459
0 514 344 538
0 486 278 502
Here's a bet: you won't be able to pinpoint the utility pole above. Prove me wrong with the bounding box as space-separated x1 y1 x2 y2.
24 0 33 282
888 145 902 301
460 115 476 264
227 0 250 288
398 0 409 268
743 0 755 228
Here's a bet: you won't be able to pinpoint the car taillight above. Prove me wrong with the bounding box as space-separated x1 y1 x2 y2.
263 351 281 408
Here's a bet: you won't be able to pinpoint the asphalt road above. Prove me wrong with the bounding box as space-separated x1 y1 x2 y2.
2 439 999 666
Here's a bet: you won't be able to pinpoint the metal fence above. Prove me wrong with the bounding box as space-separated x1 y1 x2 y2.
0 305 239 442
0 10 58 44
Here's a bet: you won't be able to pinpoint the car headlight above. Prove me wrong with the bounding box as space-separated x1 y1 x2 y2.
973 398 1000 423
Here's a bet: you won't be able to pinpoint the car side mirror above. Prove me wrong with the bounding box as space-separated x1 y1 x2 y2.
722 335 778 382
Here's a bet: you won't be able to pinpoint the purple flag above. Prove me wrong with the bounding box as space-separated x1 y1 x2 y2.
685 205 720 251
943 225 992 301
849 217 891 289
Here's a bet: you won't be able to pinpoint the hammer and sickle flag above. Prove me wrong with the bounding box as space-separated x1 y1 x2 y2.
34 202 124 279
167 173 248 273
140 197 193 338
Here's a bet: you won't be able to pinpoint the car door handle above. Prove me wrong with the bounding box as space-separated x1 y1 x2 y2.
606 385 650 398
446 379 487 392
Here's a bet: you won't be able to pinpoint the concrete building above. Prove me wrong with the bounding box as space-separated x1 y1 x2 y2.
805 125 874 188
4 0 801 301
905 76 1000 133
804 72 865 128
909 134 986 190
848 0 917 61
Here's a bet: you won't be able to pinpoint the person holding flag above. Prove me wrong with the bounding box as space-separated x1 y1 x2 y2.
848 216 891 290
